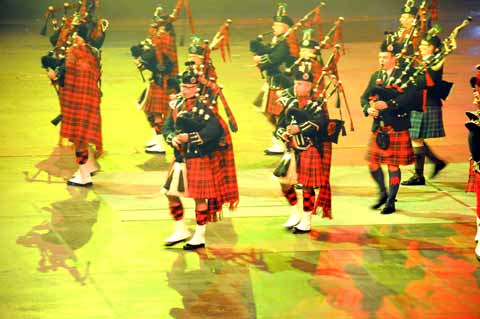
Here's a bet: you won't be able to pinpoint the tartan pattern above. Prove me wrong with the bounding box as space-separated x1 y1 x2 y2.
366 128 415 166
266 88 283 115
297 147 324 187
75 149 89 165
302 188 315 212
313 142 333 218
143 82 170 114
152 31 179 77
467 160 479 193
195 209 209 225
169 204 184 221
186 157 219 199
282 186 298 206
213 114 239 206
409 106 446 139
60 44 102 153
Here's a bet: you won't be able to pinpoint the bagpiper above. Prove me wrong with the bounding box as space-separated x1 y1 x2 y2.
250 2 299 155
161 65 238 250
132 5 181 155
360 40 422 214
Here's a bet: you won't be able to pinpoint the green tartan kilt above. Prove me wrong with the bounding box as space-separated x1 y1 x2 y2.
409 106 445 139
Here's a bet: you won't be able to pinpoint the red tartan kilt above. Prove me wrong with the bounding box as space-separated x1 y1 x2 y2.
265 89 282 115
186 157 219 199
211 148 239 205
467 160 479 193
60 52 102 152
297 147 325 187
143 82 170 114
366 128 414 166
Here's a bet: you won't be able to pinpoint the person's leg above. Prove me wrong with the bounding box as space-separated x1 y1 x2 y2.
281 183 301 228
164 196 191 246
402 139 426 185
382 165 401 214
293 187 315 233
184 199 208 250
369 162 388 209
67 142 92 187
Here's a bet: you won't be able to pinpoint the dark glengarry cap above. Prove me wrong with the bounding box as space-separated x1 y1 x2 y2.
402 0 418 15
380 39 401 55
273 2 294 27
301 28 318 49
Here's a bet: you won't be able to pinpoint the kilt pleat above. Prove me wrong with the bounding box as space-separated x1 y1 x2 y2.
366 128 414 166
186 157 219 199
409 106 445 139
60 45 102 153
265 88 283 115
143 82 170 114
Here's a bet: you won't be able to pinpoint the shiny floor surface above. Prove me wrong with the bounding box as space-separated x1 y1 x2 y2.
1 15 480 319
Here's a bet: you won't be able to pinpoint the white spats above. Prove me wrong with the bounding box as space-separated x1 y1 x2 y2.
187 224 206 246
283 204 301 228
67 164 93 187
164 219 191 246
294 211 312 232
145 134 166 154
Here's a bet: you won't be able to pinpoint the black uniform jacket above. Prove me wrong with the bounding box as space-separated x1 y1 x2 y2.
162 97 224 161
360 68 422 132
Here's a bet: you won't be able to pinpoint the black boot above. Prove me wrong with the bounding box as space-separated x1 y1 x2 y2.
371 194 388 209
424 142 447 178
401 174 426 186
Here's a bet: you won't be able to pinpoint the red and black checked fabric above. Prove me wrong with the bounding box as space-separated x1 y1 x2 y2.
297 147 323 187
312 142 333 218
365 128 414 166
195 209 209 226
152 31 179 77
60 44 102 153
75 149 89 165
186 157 219 199
467 160 479 193
210 114 239 209
302 188 315 212
266 88 283 115
169 204 184 221
143 82 170 114
207 198 221 222
282 186 298 206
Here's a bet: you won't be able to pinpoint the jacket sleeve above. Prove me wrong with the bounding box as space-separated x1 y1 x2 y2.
259 40 290 67
162 111 176 146
360 73 377 116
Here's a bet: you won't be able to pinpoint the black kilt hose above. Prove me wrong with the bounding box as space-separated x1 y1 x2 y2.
409 105 445 139
366 127 415 166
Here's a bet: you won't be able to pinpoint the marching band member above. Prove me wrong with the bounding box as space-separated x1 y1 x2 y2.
250 2 299 155
360 40 422 214
402 32 449 185
275 68 333 233
132 5 180 154
162 66 237 250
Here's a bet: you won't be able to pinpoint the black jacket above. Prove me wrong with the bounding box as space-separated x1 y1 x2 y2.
162 97 224 161
361 69 422 132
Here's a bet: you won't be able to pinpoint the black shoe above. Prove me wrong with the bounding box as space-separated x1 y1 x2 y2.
371 194 388 209
401 175 426 186
431 162 446 179
466 110 480 121
183 243 205 250
164 238 188 247
381 205 396 215
292 227 311 234
145 150 166 155
67 180 93 188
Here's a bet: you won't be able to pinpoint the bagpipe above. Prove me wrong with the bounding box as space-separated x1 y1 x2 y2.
371 17 472 103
